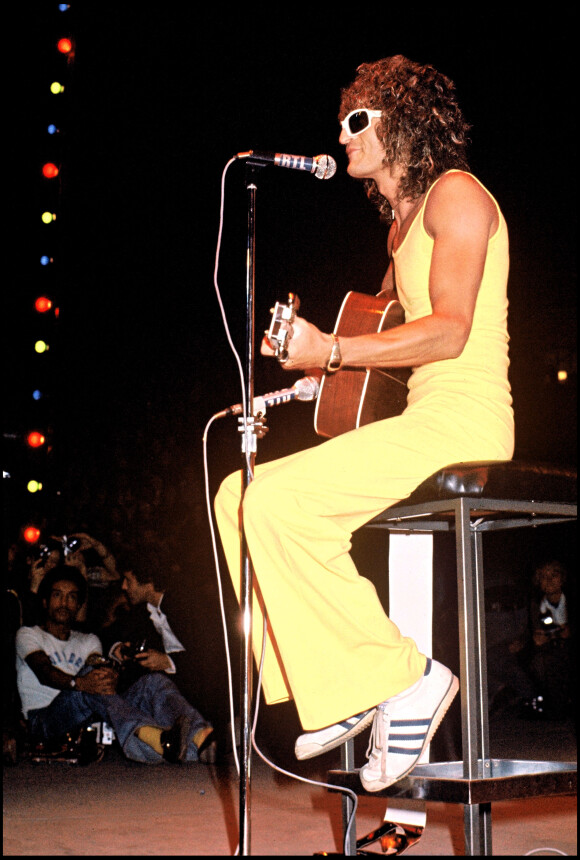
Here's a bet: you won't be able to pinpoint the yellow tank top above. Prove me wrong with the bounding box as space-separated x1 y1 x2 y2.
393 170 513 415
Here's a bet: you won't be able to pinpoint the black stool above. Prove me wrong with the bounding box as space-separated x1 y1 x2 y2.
329 460 577 856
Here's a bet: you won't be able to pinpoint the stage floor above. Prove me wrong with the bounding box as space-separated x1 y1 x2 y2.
3 709 576 856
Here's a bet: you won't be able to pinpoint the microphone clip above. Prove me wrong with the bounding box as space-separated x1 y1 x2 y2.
238 414 268 453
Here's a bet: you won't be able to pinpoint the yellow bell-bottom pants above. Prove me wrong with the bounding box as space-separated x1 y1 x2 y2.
215 391 514 730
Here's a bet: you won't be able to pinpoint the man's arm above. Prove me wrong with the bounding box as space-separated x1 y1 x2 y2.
264 172 498 371
25 650 117 695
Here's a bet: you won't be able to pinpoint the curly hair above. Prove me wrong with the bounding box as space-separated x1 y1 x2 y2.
339 55 471 221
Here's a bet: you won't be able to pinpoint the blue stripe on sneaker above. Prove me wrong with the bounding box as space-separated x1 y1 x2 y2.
391 719 431 728
388 745 423 755
337 709 371 732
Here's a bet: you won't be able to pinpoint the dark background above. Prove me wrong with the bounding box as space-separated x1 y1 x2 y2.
5 6 576 743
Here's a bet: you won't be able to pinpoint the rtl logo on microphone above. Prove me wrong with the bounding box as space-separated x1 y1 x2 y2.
277 154 310 171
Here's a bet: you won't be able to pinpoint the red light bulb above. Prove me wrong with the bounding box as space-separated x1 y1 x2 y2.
24 526 41 544
57 38 73 54
27 431 46 448
35 296 53 313
42 163 59 179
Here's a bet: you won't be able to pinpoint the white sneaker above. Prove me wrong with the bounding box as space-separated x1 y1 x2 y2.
295 707 376 761
360 658 459 792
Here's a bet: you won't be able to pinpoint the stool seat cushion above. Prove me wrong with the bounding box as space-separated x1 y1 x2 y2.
402 460 577 506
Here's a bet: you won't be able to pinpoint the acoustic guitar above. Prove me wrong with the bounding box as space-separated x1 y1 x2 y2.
267 291 410 439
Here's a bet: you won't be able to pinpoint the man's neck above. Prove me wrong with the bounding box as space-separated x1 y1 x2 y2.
146 589 164 609
44 621 72 641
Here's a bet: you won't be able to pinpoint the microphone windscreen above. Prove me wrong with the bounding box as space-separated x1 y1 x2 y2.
313 154 337 180
294 376 320 401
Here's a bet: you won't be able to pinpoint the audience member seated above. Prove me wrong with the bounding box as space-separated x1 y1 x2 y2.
100 545 217 762
527 560 574 719
15 564 216 764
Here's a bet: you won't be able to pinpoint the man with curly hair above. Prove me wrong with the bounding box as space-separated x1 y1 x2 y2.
215 55 513 791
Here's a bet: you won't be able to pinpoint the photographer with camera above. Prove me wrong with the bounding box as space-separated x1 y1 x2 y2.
101 545 217 762
527 560 574 719
103 546 186 680
23 533 119 629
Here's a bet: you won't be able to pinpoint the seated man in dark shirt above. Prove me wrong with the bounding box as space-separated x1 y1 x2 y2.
102 546 217 762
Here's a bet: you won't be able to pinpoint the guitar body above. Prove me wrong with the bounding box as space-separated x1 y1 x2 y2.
314 292 410 439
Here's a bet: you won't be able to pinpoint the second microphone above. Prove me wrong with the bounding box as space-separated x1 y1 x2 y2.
218 376 320 419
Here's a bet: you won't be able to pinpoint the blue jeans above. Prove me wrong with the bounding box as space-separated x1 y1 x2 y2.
27 672 210 763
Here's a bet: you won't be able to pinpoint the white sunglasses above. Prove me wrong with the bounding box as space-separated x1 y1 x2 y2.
340 108 382 137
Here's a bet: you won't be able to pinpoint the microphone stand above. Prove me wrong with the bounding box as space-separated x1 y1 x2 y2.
239 162 264 856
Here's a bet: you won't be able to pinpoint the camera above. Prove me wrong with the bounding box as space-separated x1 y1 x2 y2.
35 535 81 567
120 639 148 661
540 611 562 636
36 539 61 567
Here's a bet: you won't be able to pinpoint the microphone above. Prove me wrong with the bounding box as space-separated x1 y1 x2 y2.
216 376 320 419
237 150 337 180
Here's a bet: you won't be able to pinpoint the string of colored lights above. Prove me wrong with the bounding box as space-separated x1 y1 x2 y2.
21 5 75 545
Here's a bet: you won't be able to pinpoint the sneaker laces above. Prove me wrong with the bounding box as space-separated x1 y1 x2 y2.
365 705 391 783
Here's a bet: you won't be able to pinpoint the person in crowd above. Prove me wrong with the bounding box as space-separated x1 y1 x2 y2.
100 546 217 762
527 559 574 718
18 532 118 629
15 564 216 764
101 545 217 762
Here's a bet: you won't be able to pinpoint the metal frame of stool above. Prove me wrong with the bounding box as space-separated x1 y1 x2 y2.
329 495 577 856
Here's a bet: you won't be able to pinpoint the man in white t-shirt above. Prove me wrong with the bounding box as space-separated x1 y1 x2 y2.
16 564 215 764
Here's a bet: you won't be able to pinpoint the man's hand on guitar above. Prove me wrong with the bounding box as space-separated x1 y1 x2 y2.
263 293 333 370
262 315 332 371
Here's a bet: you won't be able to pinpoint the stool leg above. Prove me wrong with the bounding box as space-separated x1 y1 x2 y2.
456 500 492 854
340 740 357 855
464 802 492 857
